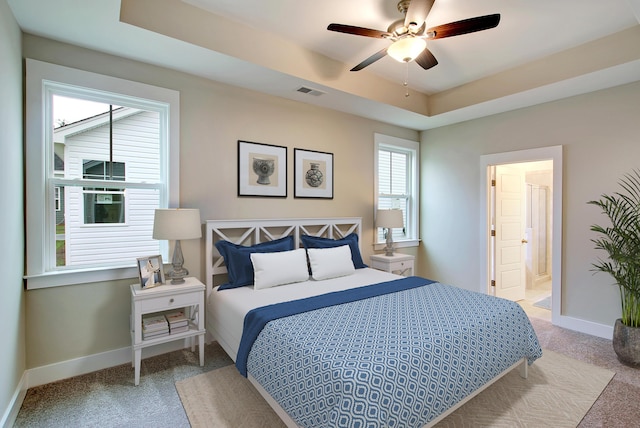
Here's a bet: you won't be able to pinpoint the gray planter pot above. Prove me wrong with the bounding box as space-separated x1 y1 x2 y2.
613 318 640 366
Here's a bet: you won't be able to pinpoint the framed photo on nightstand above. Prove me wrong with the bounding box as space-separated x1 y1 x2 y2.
137 255 165 288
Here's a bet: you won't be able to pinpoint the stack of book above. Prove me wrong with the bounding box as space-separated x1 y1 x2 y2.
165 310 189 334
142 314 169 340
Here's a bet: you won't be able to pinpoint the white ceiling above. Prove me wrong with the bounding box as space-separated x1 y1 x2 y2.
184 0 637 94
8 0 640 130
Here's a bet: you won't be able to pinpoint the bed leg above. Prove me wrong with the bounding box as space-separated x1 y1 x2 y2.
519 357 528 379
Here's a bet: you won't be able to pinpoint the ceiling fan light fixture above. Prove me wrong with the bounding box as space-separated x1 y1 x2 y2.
387 37 426 63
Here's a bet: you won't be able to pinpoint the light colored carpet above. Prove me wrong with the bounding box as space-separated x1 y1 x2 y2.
176 350 613 428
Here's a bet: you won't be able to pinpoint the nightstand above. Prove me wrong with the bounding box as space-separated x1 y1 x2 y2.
369 253 415 276
130 277 205 385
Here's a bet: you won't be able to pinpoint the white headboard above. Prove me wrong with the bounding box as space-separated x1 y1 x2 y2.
204 217 362 298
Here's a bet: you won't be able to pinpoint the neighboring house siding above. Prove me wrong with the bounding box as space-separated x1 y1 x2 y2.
62 110 160 266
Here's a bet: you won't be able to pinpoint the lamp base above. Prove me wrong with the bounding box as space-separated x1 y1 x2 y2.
384 227 395 256
166 265 189 285
167 240 188 284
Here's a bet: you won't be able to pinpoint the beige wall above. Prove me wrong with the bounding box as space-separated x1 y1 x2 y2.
420 81 640 327
22 34 418 368
19 24 639 377
0 0 26 421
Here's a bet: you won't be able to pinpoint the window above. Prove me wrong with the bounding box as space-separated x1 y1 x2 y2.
374 134 419 248
25 59 179 288
82 160 126 225
54 187 61 212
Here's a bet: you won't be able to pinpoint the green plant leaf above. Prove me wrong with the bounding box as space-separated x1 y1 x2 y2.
588 169 640 326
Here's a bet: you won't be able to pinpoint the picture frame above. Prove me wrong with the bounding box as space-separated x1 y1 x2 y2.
294 148 334 199
137 255 165 288
238 140 287 197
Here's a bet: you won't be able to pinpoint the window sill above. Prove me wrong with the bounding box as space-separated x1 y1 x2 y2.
25 265 140 290
373 239 420 252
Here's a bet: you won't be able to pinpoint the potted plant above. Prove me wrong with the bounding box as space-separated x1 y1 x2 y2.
588 169 640 366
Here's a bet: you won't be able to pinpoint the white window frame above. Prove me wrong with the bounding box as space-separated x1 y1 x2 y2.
80 160 127 226
54 187 61 212
374 133 419 250
25 59 180 289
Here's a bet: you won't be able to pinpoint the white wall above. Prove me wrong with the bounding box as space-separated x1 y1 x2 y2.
420 81 640 333
0 0 26 425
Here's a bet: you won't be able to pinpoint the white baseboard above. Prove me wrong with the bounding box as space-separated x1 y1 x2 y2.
556 314 613 340
3 340 194 427
27 339 189 388
1 371 27 428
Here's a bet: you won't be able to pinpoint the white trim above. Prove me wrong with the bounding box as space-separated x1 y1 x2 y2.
374 133 420 245
25 265 139 289
373 239 419 252
25 59 180 288
0 372 27 428
480 146 563 321
554 315 614 340
479 145 613 338
26 340 189 389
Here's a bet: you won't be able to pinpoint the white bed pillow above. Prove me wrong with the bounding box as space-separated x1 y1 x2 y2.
307 245 356 281
250 248 310 290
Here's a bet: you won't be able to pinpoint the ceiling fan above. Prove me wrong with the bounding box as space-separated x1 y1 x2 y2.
327 0 500 72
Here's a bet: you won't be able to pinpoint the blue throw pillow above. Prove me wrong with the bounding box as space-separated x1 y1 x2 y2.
300 233 367 269
216 236 295 290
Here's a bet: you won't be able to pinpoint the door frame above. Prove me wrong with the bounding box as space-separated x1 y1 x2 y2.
479 146 563 324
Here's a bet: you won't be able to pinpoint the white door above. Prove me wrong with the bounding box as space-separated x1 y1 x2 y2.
494 165 526 301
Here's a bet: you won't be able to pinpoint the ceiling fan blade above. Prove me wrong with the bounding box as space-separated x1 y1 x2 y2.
350 48 388 71
414 47 438 70
327 23 390 39
404 0 435 30
426 14 501 39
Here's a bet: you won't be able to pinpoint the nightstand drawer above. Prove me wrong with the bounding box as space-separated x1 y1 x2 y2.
138 291 200 313
387 260 411 271
369 253 415 276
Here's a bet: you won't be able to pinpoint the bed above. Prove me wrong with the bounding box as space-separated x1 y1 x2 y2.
205 217 542 427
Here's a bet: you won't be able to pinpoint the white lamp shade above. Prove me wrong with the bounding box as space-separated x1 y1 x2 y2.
387 37 427 63
376 209 404 228
152 208 202 240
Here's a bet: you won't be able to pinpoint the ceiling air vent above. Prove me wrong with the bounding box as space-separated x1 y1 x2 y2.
296 86 326 97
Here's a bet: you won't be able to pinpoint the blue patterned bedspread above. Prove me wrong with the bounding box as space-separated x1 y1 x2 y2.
242 277 542 428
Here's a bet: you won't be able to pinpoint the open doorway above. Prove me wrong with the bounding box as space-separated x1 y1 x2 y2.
488 161 553 321
480 146 563 325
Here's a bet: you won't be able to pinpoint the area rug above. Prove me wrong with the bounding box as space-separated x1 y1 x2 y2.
176 350 613 428
533 295 552 310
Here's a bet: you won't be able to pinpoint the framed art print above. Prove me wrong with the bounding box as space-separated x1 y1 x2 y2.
238 140 287 197
294 148 334 199
137 255 165 288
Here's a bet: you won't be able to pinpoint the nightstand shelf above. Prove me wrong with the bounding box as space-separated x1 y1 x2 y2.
369 253 415 276
130 277 205 385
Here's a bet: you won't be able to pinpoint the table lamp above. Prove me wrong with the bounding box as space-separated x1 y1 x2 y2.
376 209 404 256
152 208 202 284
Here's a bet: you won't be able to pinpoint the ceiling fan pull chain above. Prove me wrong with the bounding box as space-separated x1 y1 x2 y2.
404 62 410 97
